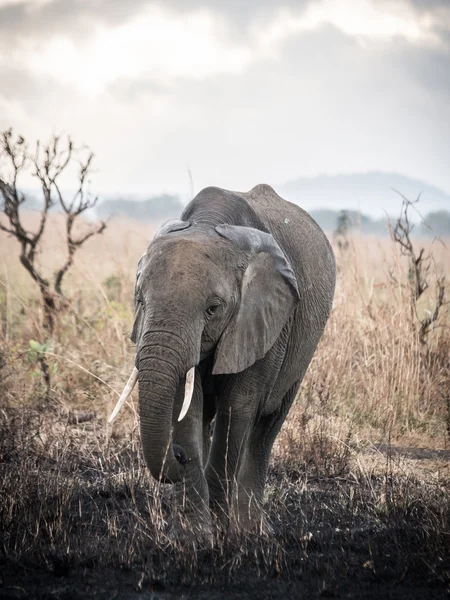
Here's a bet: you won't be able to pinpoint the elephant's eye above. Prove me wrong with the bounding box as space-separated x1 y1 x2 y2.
136 291 144 306
206 303 220 317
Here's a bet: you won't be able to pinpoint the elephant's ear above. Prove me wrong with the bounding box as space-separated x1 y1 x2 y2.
131 303 144 344
153 219 191 240
212 224 300 375
130 252 148 344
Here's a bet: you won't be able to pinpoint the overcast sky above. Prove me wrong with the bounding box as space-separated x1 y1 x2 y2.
0 0 449 201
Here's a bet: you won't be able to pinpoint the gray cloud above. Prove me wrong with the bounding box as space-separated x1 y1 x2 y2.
0 0 151 45
2 0 448 52
0 0 448 200
159 0 310 29
405 0 450 10
0 62 82 129
0 64 37 103
0 0 322 58
108 77 169 103
381 0 450 42
379 0 450 16
392 41 450 98
0 0 312 48
95 23 449 196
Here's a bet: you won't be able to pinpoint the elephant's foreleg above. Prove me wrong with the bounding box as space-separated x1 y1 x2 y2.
171 372 211 536
235 381 301 528
205 407 254 525
202 392 216 468
233 422 275 529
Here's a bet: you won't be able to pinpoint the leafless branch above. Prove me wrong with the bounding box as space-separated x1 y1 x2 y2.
390 192 447 346
419 278 447 344
0 129 106 331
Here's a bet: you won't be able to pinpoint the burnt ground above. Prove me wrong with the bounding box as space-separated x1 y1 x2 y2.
0 409 449 599
1 564 448 600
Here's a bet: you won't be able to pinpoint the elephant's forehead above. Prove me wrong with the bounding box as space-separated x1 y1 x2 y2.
145 237 231 280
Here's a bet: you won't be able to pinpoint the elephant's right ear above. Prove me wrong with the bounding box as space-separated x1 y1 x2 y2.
131 252 147 345
130 303 144 344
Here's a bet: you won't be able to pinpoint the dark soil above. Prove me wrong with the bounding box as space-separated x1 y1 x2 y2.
0 409 449 599
1 563 449 599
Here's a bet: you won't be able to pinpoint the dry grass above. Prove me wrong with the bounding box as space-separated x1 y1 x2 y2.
0 215 449 598
275 234 450 471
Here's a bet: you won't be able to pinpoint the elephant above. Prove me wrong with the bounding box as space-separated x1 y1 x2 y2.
110 184 336 535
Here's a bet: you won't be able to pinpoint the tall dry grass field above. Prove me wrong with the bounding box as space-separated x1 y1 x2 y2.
0 214 449 598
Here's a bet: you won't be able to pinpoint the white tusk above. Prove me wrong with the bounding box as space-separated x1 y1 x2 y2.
108 367 138 424
177 367 195 422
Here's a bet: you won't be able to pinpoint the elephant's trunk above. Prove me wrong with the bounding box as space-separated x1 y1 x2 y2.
137 330 194 483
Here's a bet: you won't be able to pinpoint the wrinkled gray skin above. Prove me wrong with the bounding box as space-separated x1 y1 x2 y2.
132 185 335 534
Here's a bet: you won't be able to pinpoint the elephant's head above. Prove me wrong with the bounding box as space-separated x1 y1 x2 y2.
111 219 299 484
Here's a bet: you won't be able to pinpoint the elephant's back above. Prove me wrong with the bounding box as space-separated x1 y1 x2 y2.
241 184 336 313
241 183 330 247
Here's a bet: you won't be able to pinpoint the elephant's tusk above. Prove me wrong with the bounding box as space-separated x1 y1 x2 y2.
177 367 195 422
108 367 138 424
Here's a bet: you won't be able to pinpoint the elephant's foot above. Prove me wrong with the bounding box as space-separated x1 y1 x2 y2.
229 490 271 536
209 496 229 526
167 513 213 549
170 480 213 547
209 497 270 540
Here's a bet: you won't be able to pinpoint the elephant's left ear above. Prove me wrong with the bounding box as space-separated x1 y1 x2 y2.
212 224 300 375
153 219 191 240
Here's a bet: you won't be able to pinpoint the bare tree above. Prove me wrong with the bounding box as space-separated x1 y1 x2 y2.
0 128 106 331
390 191 447 345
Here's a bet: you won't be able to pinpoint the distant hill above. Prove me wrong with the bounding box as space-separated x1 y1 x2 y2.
309 208 450 237
93 186 449 237
15 171 449 237
418 211 450 238
279 172 450 220
16 192 184 222
96 194 183 221
308 209 391 235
